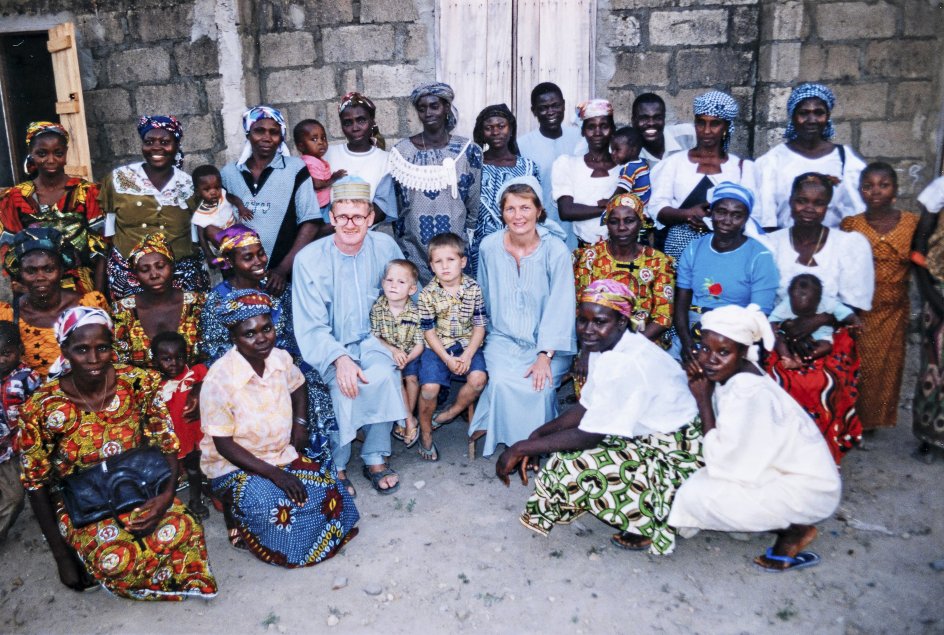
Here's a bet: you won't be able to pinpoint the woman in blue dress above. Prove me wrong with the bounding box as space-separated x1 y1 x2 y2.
469 104 540 275
200 224 336 443
469 177 577 457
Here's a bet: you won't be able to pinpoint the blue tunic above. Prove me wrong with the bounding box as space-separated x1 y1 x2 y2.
469 226 577 456
676 235 780 313
292 232 407 446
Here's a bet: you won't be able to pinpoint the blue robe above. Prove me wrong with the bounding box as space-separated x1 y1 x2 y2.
292 232 407 446
469 226 577 456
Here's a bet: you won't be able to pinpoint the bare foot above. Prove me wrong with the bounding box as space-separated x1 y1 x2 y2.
754 524 818 570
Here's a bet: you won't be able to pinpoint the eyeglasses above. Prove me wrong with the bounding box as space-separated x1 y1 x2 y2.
334 214 370 226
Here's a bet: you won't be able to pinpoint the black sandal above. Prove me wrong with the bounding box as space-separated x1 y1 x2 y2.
362 465 400 495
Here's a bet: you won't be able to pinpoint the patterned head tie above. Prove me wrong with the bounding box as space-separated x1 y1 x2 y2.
26 121 69 147
220 288 273 327
576 99 614 122
708 181 755 215
602 192 645 225
784 83 836 141
338 92 386 149
331 175 372 203
128 232 175 267
239 105 291 164
54 306 114 345
48 306 114 378
693 91 739 151
6 226 77 279
578 279 636 319
700 303 774 362
410 82 459 131
215 224 263 270
137 115 184 167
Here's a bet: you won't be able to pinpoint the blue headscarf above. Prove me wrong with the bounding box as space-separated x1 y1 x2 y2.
709 181 755 214
220 288 274 327
137 115 184 167
410 82 459 132
784 83 836 141
693 91 739 152
239 105 291 165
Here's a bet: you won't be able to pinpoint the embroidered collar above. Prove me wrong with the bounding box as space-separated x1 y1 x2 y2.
112 163 193 208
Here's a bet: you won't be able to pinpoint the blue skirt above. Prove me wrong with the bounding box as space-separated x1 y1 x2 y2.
211 452 359 568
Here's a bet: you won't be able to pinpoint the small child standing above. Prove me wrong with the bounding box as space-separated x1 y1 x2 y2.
0 321 41 542
769 273 857 370
416 233 488 462
369 259 424 448
610 126 652 241
294 119 347 217
191 165 252 266
151 331 210 519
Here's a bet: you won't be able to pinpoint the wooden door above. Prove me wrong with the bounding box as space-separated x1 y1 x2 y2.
47 22 92 179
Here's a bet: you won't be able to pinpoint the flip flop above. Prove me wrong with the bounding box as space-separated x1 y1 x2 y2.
418 440 439 462
391 426 407 443
754 548 821 573
402 426 420 449
610 531 652 551
362 465 400 495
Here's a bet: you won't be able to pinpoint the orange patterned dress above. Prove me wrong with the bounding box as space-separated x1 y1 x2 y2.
0 291 108 378
840 211 919 429
573 241 675 336
16 364 217 600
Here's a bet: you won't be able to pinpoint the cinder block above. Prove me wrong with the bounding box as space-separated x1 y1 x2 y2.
259 32 317 69
107 48 171 85
323 25 396 63
649 9 729 46
814 2 897 40
265 67 337 103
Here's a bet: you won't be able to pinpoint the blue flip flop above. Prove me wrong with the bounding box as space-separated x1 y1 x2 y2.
755 548 821 573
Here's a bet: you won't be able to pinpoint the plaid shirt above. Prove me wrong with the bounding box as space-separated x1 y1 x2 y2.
418 275 487 348
370 295 423 353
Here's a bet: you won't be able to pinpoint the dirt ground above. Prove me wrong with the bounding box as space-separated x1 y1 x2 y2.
1 337 942 635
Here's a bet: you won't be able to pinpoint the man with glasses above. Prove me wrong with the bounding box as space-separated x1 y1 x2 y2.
293 176 408 497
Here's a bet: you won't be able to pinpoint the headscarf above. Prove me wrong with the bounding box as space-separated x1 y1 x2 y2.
700 303 774 362
473 103 519 155
6 227 77 279
578 279 635 319
128 232 175 267
410 82 458 132
331 175 372 203
576 99 614 122
215 224 262 270
137 115 184 167
26 121 69 147
338 92 385 149
602 192 644 225
239 105 292 165
48 306 115 378
784 83 836 142
220 288 273 327
495 175 543 210
693 91 739 151
708 181 755 214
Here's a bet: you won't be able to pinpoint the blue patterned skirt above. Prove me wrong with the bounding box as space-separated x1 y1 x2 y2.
210 453 359 568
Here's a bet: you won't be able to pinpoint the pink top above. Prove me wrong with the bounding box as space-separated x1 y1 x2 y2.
302 154 332 207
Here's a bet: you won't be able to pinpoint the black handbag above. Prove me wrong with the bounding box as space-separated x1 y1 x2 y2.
60 446 172 529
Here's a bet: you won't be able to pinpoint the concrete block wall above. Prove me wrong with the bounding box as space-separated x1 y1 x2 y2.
754 0 944 199
600 0 761 157
249 0 436 151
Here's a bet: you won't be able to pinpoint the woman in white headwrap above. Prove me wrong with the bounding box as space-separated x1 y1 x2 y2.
668 303 842 573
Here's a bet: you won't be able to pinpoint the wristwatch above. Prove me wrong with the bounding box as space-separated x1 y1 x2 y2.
539 350 555 359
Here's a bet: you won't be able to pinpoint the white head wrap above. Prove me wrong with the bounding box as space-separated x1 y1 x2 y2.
700 303 774 362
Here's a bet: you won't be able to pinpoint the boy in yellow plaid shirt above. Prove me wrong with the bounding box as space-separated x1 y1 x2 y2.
369 259 424 447
416 233 488 461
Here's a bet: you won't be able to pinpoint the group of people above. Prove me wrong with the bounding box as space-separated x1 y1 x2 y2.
0 75 940 599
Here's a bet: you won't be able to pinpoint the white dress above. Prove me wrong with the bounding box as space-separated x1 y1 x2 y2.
550 154 620 244
766 227 874 310
667 371 842 532
754 143 866 229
